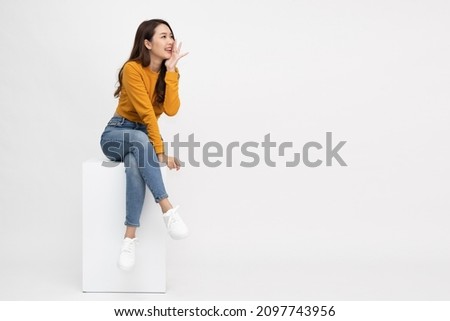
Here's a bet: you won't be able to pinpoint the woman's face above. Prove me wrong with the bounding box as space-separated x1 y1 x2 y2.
146 24 174 61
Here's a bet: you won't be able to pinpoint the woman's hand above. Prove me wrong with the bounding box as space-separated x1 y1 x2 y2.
158 154 181 171
165 40 188 72
166 156 181 170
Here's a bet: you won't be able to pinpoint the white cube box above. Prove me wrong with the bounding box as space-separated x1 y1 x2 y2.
82 159 166 293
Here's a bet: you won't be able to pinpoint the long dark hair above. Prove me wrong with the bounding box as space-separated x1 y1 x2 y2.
114 19 175 105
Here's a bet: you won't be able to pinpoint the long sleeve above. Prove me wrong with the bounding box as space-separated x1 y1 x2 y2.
121 62 165 154
163 70 181 116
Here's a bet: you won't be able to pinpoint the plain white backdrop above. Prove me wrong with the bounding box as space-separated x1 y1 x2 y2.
0 0 449 300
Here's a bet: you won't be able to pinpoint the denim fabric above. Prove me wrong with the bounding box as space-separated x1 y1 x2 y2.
100 116 168 227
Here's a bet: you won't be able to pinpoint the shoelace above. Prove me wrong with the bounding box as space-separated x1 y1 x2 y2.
167 206 181 227
122 239 137 253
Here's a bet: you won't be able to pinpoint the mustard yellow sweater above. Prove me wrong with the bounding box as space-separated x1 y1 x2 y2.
115 61 180 154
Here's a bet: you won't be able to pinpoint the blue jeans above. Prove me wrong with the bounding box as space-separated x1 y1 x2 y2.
100 116 168 227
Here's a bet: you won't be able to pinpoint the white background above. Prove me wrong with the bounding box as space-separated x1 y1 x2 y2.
0 0 449 300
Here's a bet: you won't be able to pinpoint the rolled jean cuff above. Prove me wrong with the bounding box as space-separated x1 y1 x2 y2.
124 221 140 227
154 193 169 203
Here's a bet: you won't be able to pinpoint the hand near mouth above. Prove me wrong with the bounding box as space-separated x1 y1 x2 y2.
165 40 189 72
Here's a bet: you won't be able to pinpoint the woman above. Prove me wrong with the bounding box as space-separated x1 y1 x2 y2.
100 19 189 271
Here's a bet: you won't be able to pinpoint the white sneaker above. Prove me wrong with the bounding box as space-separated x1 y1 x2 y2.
118 237 137 271
163 206 189 240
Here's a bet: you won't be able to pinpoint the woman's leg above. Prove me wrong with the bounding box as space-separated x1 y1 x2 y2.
124 226 137 239
125 130 170 204
124 152 145 238
123 151 174 239
123 132 188 239
159 198 173 213
102 127 170 209
101 125 188 244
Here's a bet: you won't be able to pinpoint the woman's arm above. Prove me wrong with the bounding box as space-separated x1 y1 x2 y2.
122 62 165 154
163 40 188 116
162 70 180 116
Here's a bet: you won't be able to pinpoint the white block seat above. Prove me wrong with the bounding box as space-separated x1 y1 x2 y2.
82 158 166 293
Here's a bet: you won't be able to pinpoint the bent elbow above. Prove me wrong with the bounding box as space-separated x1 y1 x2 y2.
164 109 179 117
164 102 180 116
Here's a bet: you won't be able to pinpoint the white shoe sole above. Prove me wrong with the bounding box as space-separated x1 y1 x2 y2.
170 230 189 240
118 261 134 271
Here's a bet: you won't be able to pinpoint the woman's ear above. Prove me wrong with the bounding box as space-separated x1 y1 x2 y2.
144 39 152 50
